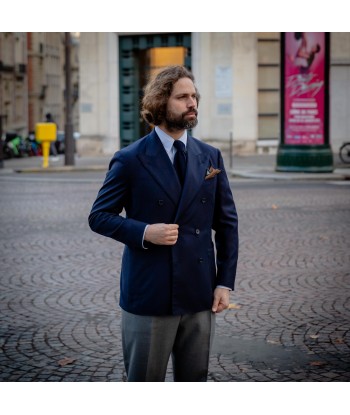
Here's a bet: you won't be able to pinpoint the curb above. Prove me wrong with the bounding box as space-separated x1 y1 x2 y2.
12 166 107 174
1 165 350 181
230 169 350 181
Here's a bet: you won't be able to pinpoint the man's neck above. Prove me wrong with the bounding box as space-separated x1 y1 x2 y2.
158 124 185 140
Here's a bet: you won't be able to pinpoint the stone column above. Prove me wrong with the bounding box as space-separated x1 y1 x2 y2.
78 32 119 155
231 32 258 154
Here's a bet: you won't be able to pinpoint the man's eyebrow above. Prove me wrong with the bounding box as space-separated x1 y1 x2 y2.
174 92 197 97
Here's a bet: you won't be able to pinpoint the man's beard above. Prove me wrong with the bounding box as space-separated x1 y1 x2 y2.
164 109 198 131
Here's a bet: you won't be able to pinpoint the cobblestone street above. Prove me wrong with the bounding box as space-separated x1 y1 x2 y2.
0 171 349 382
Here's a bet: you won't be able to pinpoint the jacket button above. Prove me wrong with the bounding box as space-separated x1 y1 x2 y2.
198 257 204 263
158 200 164 206
201 198 207 204
195 229 200 235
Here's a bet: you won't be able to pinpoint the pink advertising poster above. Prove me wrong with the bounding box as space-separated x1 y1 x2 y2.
284 32 326 145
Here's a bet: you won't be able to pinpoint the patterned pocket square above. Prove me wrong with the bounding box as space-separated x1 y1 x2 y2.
205 166 221 180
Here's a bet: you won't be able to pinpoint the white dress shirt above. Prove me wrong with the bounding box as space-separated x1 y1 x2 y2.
155 126 187 163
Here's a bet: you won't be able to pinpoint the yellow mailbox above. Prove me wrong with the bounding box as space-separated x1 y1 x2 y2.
35 123 57 168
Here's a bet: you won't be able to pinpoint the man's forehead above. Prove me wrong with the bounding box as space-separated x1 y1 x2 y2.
172 77 196 94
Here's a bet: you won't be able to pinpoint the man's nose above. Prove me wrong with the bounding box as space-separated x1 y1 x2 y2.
187 96 197 107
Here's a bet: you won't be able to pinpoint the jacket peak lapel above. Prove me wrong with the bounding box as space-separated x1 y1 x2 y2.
138 131 181 206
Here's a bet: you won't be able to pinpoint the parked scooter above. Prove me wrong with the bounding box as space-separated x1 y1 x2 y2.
2 132 27 159
26 132 42 157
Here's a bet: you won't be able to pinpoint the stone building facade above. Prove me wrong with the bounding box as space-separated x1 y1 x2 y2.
78 32 350 156
0 32 28 137
1 32 349 157
0 32 79 139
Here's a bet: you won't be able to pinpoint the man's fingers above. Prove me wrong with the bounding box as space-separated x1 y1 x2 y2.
164 224 179 244
212 297 219 313
212 288 230 313
145 223 179 245
167 224 179 230
212 301 227 313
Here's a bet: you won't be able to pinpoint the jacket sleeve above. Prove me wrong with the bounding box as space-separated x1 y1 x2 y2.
212 150 239 290
88 152 148 249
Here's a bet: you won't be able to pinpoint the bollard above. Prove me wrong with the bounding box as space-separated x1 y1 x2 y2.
35 123 57 168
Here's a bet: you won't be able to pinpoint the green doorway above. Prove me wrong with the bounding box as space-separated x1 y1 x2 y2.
119 33 191 148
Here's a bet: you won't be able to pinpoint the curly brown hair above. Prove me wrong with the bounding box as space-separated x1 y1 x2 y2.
141 65 200 126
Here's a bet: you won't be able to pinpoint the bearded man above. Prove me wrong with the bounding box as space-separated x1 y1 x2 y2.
89 65 239 382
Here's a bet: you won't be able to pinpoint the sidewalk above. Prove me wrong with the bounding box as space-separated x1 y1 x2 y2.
228 154 350 181
1 152 350 181
0 154 110 174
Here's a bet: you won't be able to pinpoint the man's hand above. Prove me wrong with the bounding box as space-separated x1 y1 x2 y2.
144 223 179 245
212 287 230 313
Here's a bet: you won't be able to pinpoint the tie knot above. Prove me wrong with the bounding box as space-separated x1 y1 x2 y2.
173 140 185 152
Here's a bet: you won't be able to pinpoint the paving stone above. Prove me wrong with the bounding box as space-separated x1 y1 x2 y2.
0 175 349 381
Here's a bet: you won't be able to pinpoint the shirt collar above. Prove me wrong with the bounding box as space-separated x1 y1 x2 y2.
155 126 187 152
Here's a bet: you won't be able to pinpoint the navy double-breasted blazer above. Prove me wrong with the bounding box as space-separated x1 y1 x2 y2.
88 129 238 316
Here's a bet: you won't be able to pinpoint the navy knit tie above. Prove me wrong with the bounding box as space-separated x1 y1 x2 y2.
173 140 187 186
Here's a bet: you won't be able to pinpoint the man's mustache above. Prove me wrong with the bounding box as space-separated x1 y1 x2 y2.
183 109 198 116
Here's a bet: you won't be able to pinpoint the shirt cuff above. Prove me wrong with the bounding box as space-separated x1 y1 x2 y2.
142 225 149 249
216 285 232 291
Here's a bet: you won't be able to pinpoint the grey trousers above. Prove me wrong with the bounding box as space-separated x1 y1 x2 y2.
121 309 215 382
